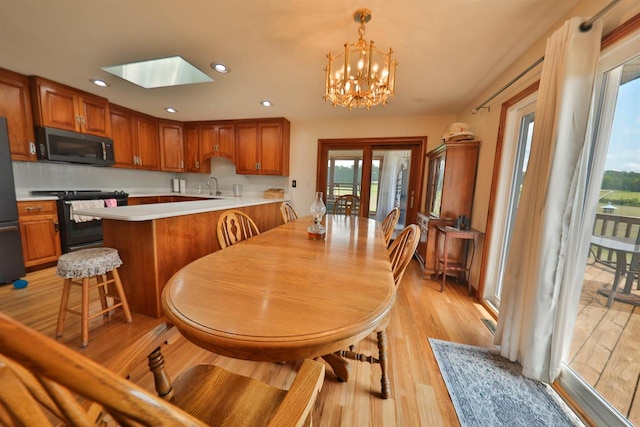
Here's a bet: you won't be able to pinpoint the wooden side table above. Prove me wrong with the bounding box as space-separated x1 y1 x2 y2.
434 225 482 294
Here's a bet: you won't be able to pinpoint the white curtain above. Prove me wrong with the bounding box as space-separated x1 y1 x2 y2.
494 17 602 383
376 151 405 221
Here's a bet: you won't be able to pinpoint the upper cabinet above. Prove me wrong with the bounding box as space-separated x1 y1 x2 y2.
426 140 480 220
183 123 208 173
30 76 111 137
159 120 184 172
182 120 235 173
200 121 235 161
0 68 36 161
110 104 160 171
235 118 290 176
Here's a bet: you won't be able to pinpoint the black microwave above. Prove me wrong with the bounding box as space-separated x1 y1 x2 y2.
35 127 115 166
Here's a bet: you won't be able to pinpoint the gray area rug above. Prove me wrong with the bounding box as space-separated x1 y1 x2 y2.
429 338 584 427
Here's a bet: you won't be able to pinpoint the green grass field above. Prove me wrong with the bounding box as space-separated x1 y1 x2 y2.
599 190 640 217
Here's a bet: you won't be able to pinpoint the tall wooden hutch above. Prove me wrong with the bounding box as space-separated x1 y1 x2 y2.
416 140 480 274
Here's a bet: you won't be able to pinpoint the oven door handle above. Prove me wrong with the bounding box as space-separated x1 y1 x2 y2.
0 225 18 233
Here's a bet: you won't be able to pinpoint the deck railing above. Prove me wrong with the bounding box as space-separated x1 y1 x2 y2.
591 213 640 267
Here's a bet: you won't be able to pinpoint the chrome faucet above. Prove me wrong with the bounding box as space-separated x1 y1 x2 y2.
206 176 222 196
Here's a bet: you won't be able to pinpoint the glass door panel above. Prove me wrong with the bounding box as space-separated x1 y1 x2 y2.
326 149 363 213
372 149 412 232
565 54 640 425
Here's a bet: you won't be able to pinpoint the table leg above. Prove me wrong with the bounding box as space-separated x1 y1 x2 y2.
606 249 626 307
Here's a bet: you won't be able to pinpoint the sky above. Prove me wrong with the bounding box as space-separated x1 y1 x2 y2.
605 74 640 173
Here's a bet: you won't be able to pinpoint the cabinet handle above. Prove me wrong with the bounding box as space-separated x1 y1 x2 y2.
29 142 36 155
180 160 184 169
195 161 200 168
54 222 59 232
75 115 81 125
25 206 43 211
81 116 86 126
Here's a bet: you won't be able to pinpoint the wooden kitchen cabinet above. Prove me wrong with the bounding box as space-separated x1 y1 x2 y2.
30 76 111 137
419 140 480 273
235 118 290 176
183 124 207 173
159 120 183 172
200 121 235 161
17 200 61 268
110 104 160 171
0 68 37 161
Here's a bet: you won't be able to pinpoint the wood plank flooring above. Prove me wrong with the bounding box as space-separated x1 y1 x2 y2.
0 261 498 426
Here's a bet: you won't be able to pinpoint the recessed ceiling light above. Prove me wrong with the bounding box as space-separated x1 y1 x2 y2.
90 79 108 87
260 100 272 107
165 107 177 113
102 56 213 89
211 63 229 73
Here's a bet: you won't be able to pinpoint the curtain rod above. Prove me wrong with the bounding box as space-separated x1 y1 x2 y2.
471 0 623 114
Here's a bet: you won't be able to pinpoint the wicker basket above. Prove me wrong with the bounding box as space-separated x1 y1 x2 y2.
263 188 285 199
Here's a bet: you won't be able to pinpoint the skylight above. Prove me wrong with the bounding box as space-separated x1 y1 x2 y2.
102 56 213 89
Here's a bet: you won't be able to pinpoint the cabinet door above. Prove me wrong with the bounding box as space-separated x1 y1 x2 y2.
110 106 137 169
235 123 259 174
20 216 61 267
34 79 78 132
136 115 160 170
217 123 235 160
258 122 284 175
200 122 235 161
184 124 202 172
77 94 111 137
199 123 218 159
0 69 36 161
159 121 183 172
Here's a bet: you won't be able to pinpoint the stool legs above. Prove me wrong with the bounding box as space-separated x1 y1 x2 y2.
111 268 132 323
56 279 72 339
56 267 131 347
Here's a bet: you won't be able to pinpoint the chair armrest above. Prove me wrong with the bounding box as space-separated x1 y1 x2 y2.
102 322 178 378
267 359 325 427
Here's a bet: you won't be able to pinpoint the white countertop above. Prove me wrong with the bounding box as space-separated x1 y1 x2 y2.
72 197 285 221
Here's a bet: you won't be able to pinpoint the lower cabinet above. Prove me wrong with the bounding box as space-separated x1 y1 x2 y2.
18 200 61 268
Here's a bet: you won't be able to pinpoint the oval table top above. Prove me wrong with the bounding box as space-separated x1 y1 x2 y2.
162 214 395 362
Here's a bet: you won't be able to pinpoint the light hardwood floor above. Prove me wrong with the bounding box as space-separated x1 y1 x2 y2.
0 260 498 426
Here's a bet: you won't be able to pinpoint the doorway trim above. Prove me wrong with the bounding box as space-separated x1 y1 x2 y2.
316 136 427 224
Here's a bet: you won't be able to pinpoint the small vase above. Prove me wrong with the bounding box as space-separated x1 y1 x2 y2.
308 192 326 240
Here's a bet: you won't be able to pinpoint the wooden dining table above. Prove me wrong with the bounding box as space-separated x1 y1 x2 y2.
162 214 395 381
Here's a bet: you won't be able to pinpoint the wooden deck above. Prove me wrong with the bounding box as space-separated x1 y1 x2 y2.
570 261 640 425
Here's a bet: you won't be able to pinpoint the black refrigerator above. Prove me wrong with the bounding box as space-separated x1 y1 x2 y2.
0 117 26 283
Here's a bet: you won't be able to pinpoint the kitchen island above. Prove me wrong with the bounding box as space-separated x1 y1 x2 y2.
74 197 285 317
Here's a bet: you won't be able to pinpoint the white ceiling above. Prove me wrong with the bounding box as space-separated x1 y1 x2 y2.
0 0 581 122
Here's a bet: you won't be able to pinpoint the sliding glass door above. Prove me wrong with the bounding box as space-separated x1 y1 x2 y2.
560 44 640 426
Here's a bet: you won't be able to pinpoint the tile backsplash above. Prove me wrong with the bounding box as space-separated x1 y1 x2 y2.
13 157 288 198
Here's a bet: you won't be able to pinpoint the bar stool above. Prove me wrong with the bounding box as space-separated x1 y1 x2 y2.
55 247 132 347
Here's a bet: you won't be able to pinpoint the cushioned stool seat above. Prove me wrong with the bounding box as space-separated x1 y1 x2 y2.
56 248 132 347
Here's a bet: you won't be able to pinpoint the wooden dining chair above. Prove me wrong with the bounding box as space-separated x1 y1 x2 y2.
381 207 400 248
335 224 420 399
280 201 299 224
0 312 325 426
217 209 260 248
332 194 361 216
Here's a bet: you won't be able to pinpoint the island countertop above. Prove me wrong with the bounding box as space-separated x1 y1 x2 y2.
73 196 287 221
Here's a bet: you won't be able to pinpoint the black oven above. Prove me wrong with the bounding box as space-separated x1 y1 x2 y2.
31 190 128 253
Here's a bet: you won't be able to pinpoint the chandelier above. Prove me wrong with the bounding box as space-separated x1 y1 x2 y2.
324 9 397 110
